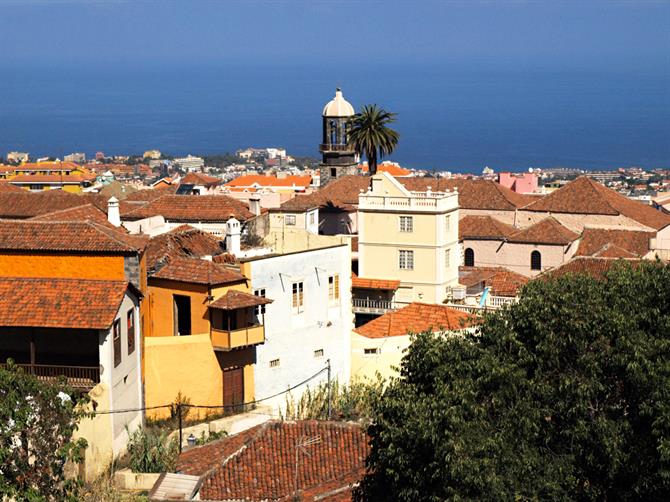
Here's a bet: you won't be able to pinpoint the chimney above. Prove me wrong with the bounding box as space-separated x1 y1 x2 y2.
107 196 121 227
248 195 261 216
225 216 241 256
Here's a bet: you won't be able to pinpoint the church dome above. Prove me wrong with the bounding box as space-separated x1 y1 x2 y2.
322 88 355 117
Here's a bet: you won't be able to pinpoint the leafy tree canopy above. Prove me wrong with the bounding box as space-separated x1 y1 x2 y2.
0 362 90 501
356 262 670 501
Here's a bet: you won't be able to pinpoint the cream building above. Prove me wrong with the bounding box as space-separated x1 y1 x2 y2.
357 171 460 305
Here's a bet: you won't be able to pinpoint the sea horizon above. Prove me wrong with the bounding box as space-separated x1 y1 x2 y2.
1 63 668 174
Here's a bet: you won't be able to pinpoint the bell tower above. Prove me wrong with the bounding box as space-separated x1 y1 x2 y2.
319 88 358 185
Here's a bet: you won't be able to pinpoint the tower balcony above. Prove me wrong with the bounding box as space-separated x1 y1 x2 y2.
319 143 355 154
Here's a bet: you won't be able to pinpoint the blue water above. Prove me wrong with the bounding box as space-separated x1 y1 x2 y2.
0 64 668 173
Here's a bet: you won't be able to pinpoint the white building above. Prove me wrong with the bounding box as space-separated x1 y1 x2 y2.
64 152 86 163
238 230 353 412
173 155 205 172
6 151 29 163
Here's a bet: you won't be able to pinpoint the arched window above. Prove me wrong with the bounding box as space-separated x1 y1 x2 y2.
531 250 542 271
329 120 338 145
464 248 475 267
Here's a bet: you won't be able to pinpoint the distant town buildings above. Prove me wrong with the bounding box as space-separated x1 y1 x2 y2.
173 154 205 172
143 149 162 160
6 151 29 163
64 152 86 163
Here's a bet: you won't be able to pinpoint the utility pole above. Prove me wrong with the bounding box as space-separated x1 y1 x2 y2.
178 403 183 453
326 359 332 420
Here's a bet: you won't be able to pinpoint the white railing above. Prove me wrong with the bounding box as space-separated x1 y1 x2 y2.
359 194 457 212
352 298 397 313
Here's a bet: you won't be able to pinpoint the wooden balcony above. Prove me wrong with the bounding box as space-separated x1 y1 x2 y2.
211 324 265 351
0 363 100 390
352 298 398 315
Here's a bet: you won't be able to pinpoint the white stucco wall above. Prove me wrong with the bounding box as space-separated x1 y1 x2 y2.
245 243 353 412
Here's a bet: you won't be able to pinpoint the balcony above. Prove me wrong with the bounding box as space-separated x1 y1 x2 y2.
352 298 398 315
319 143 355 153
211 324 265 351
0 363 100 390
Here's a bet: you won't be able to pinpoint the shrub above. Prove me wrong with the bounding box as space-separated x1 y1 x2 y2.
126 426 178 473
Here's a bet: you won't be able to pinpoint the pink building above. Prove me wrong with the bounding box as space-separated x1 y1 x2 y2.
498 172 538 194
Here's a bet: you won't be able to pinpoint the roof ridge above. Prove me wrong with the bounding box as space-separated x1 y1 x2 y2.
87 221 139 250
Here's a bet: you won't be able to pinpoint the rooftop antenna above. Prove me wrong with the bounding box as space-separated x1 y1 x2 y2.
293 435 321 498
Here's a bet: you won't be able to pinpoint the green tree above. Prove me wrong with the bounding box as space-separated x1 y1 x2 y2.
0 362 90 501
355 262 670 501
347 105 399 175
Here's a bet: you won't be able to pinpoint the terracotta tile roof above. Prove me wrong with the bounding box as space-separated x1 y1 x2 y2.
0 277 130 329
208 289 272 310
543 256 641 279
225 174 312 189
575 228 652 258
13 161 82 171
150 256 246 285
351 273 400 290
0 181 24 193
355 302 477 338
123 185 177 202
459 215 517 240
524 176 670 230
146 225 224 270
28 203 120 230
0 191 106 219
0 220 146 254
592 243 640 258
507 216 579 245
278 176 370 212
359 162 412 176
398 177 536 210
459 266 529 297
177 420 368 501
123 194 254 222
180 172 222 186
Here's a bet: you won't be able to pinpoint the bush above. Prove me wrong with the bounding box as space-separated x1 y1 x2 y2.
126 426 178 473
280 377 384 422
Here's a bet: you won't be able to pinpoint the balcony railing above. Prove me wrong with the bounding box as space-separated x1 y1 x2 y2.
319 143 355 153
211 324 265 351
0 363 100 390
352 298 397 315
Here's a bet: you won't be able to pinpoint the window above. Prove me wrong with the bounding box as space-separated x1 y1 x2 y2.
254 289 266 316
309 211 315 226
328 274 340 301
292 282 304 313
314 349 324 358
269 358 280 368
127 309 135 355
113 319 121 367
464 248 475 267
285 214 296 226
531 250 542 271
364 348 380 355
399 250 414 270
330 167 337 178
446 214 451 232
445 248 450 269
399 216 413 232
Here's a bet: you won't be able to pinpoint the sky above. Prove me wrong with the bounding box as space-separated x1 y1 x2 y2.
1 0 669 72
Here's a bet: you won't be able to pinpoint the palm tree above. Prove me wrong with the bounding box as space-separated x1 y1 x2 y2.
347 104 399 175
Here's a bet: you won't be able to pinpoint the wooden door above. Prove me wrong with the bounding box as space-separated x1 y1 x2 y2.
223 367 244 413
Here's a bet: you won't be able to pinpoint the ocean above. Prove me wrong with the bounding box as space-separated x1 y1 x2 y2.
0 64 668 174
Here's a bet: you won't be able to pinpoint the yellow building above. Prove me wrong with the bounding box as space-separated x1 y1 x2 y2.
144 256 270 419
357 171 460 306
1 161 96 193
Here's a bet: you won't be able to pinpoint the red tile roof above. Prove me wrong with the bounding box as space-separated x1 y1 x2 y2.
10 173 96 184
150 256 246 285
123 194 254 222
0 220 146 254
278 176 370 212
0 181 24 193
225 174 312 189
355 302 477 338
507 217 579 245
459 266 529 297
543 256 641 279
0 277 130 329
176 420 368 501
398 178 537 210
459 215 517 240
575 228 652 258
208 289 272 310
146 225 224 270
28 203 119 229
524 176 670 230
180 172 222 186
123 185 177 202
359 162 412 176
351 273 400 290
0 191 106 219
